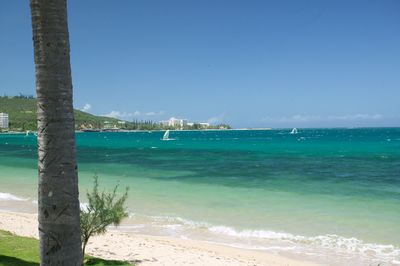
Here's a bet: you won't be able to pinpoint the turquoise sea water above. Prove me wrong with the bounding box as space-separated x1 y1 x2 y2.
1 128 400 265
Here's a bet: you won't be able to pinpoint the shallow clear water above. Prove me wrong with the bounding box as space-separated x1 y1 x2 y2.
1 128 400 265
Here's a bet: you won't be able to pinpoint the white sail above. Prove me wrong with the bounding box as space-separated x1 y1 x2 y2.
163 130 170 140
290 128 298 134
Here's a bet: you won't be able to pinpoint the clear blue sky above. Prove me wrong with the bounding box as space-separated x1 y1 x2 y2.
1 0 399 128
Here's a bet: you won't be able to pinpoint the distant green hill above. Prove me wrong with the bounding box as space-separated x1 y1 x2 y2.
0 96 122 131
0 96 230 131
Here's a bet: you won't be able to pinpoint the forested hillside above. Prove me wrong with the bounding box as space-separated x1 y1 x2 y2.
0 96 122 131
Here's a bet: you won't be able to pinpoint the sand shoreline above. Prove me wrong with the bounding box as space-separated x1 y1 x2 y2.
0 210 320 266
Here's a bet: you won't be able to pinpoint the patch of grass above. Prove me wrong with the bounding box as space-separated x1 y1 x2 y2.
0 255 38 266
0 230 39 266
0 230 132 266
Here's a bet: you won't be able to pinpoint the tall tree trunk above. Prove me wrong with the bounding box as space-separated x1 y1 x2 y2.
30 0 82 265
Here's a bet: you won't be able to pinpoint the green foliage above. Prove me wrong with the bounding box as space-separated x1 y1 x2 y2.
0 230 131 266
0 96 121 131
80 176 129 260
0 96 37 131
124 119 163 130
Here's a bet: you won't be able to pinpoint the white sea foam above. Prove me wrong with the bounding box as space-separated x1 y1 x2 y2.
149 214 208 228
0 192 26 201
207 225 400 261
126 212 400 263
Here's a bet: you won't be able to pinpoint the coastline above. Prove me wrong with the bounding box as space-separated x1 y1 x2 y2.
0 210 319 266
0 128 273 134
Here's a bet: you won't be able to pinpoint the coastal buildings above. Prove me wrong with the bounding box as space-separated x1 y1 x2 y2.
159 117 217 129
199 122 210 128
103 121 120 131
160 117 188 129
0 113 9 128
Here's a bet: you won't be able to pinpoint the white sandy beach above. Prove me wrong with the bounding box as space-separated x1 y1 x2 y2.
0 210 320 266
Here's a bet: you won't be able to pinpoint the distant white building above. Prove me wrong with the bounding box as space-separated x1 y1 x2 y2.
180 119 188 128
103 121 116 129
160 117 187 129
199 122 210 128
0 113 9 128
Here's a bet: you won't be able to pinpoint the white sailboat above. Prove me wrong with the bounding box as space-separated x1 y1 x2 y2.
162 130 174 141
290 128 298 134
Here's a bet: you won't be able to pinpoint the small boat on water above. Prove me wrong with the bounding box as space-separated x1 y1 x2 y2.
162 130 174 141
290 128 298 134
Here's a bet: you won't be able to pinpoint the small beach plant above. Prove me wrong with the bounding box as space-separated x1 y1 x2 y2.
80 176 129 263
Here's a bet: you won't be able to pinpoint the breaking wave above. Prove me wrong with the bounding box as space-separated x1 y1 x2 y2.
0 192 26 201
124 213 400 264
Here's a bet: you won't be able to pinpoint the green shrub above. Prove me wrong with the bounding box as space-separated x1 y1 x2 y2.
80 176 129 263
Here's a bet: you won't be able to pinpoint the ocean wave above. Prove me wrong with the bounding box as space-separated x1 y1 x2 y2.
126 212 400 263
135 213 209 228
209 226 400 261
0 192 26 201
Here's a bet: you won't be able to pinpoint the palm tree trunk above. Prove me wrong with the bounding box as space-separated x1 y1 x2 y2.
29 0 82 265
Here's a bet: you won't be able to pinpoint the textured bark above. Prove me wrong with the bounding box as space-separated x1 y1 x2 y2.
29 0 82 265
